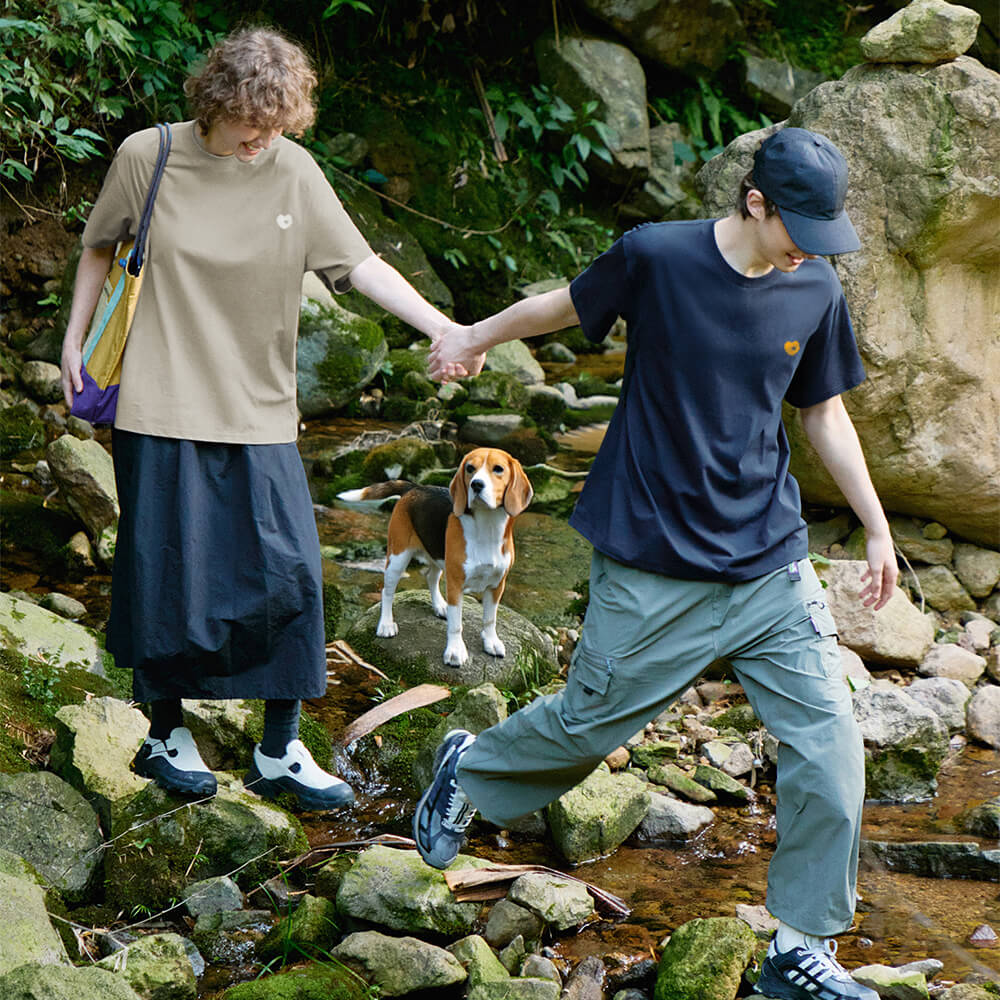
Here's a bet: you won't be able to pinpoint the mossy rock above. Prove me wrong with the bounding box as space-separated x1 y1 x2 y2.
323 581 344 642
654 916 757 1000
401 369 436 400
361 437 439 483
257 894 340 963
381 347 431 391
499 427 551 466
466 371 529 411
526 389 568 431
0 402 47 459
710 703 760 735
223 963 369 1000
522 466 582 518
563 402 618 429
1 489 80 569
573 372 619 398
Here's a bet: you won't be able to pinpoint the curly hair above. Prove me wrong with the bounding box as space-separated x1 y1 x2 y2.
184 28 317 136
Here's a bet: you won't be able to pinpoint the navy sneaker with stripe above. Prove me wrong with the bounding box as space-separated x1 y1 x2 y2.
756 938 878 1000
412 729 477 869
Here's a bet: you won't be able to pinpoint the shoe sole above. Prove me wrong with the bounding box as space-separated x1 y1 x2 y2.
244 761 355 812
132 756 216 798
412 732 470 869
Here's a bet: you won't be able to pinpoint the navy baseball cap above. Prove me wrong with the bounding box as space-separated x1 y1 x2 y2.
753 127 861 255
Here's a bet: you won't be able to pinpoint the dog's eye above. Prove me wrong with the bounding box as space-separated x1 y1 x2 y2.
465 464 476 475
492 465 504 476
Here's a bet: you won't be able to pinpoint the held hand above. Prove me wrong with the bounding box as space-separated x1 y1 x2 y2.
860 532 898 611
61 340 84 408
428 322 484 382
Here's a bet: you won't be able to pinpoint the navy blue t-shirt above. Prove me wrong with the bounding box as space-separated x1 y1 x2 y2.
568 218 865 582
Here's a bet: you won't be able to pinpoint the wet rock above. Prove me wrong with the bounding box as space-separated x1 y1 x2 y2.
191 910 271 965
537 342 576 364
605 953 658 994
96 932 197 1000
905 676 972 731
484 899 544 949
638 792 715 840
853 681 949 801
743 50 827 118
0 400 46 459
703 740 755 777
437 380 468 405
940 986 998 1000
522 954 561 984
966 683 1000 747
360 435 438 481
693 763 750 802
954 543 1000 597
50 697 148 828
0 592 103 673
507 871 594 931
460 413 526 445
346 590 557 692
222 962 367 998
182 875 243 918
861 0 981 63
896 958 943 979
817 562 935 666
562 954 604 1000
915 565 978 612
968 923 998 946
38 592 86 620
45 435 118 537
449 934 511 986
467 371 530 410
484 340 545 385
581 0 743 76
0 964 141 1000
257 894 337 963
469 981 560 1000
0 866 68 974
547 764 650 864
525 384 569 431
0 771 103 904
336 843 489 937
861 839 999 880
535 33 649 182
918 644 987 687
853 964 930 999
613 992 649 1000
331 930 467 996
956 795 1000 838
654 916 757 1000
20 361 63 404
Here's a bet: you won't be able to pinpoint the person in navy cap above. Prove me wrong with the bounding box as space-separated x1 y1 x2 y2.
417 127 895 1000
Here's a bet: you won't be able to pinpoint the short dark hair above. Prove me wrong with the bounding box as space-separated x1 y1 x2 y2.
738 170 779 219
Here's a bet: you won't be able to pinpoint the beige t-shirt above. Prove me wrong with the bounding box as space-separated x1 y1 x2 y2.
83 121 373 443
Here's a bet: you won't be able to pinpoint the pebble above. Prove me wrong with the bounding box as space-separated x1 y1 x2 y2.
969 924 998 947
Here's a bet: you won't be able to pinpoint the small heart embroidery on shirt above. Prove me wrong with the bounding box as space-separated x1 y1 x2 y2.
784 341 800 356
276 214 293 229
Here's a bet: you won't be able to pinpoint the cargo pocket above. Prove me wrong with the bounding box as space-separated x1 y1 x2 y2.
805 597 838 639
562 642 615 725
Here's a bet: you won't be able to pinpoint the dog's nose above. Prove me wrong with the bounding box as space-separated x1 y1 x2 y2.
471 479 484 493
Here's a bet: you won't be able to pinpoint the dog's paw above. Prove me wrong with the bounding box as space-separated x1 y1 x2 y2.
443 642 469 667
482 633 506 658
376 620 399 638
431 599 448 619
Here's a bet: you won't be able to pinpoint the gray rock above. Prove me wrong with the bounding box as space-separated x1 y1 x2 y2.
654 916 757 1000
535 33 649 183
888 516 955 564
0 868 69 975
484 899 545 950
296 274 386 418
0 963 141 1000
581 0 743 76
638 792 714 840
816 562 936 666
861 839 999 880
182 875 243 917
331 931 467 996
547 765 650 864
537 342 576 364
571 393 619 410
521 954 561 984
956 795 1000 838
841 646 873 690
897 958 944 979
0 592 103 674
918 644 987 687
66 414 95 439
507 872 594 931
693 764 750 802
703 740 755 777
346 590 557 692
954 543 1000 597
325 131 368 167
808 513 853 551
964 617 995 652
915 565 977 612
484 339 545 385
448 934 511 987
852 963 931 999
469 981 560 1000
50 697 149 829
562 954 605 1000
190 909 271 965
459 413 526 445
181 699 255 772
744 50 827 118
257 893 338 964
499 933 526 974
647 762 717 804
20 360 63 403
45 435 118 537
906 676 972 731
966 683 1000 748
621 122 699 221
735 903 779 940
96 932 197 1000
861 0 981 63
0 771 103 904
38 592 86 620
66 531 96 572
336 844 489 937
852 681 949 801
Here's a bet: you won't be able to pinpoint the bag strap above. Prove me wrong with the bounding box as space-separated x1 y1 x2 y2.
126 122 171 277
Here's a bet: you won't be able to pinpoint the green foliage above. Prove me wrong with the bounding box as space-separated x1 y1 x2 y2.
20 651 61 711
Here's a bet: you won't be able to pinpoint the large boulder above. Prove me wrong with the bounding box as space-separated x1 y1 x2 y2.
653 916 757 1000
0 964 141 1000
743 50 827 118
45 435 118 538
506 872 594 931
535 33 650 183
0 771 103 904
816 561 935 666
581 0 743 77
296 273 386 418
0 867 68 975
0 592 104 674
861 0 981 64
697 55 1000 546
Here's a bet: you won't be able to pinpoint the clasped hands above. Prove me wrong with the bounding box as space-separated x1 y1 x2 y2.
428 321 485 382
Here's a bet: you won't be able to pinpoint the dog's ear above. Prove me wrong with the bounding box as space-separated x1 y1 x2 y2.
503 457 534 516
449 461 467 516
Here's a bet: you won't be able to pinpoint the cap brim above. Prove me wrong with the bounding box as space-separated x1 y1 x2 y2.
778 205 861 256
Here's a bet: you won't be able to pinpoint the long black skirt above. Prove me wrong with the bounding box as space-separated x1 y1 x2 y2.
108 429 326 702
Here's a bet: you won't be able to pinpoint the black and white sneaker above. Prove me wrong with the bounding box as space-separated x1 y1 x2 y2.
132 727 217 797
412 729 477 869
756 937 879 1000
244 739 354 811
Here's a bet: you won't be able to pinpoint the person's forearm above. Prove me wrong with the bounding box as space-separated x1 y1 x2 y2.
468 287 580 354
349 255 452 341
63 245 115 350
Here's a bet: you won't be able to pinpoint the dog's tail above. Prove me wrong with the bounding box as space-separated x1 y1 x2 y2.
337 480 419 503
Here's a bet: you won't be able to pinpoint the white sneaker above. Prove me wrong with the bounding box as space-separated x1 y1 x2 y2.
132 727 217 797
244 739 354 811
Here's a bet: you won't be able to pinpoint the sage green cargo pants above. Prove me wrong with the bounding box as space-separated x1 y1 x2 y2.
457 551 865 937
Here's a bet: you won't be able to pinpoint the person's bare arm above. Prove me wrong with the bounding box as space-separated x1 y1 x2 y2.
427 286 580 380
60 245 115 405
800 394 897 609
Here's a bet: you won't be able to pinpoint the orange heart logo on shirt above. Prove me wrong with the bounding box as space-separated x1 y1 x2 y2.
784 341 800 356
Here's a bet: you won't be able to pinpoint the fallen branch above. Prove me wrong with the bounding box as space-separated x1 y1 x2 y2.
326 639 389 680
341 683 451 746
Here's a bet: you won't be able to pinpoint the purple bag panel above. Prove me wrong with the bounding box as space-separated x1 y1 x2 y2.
70 365 119 426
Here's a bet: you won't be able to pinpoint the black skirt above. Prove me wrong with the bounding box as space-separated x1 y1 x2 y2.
108 429 326 701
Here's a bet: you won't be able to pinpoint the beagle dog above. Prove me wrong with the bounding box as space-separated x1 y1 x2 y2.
338 448 533 666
